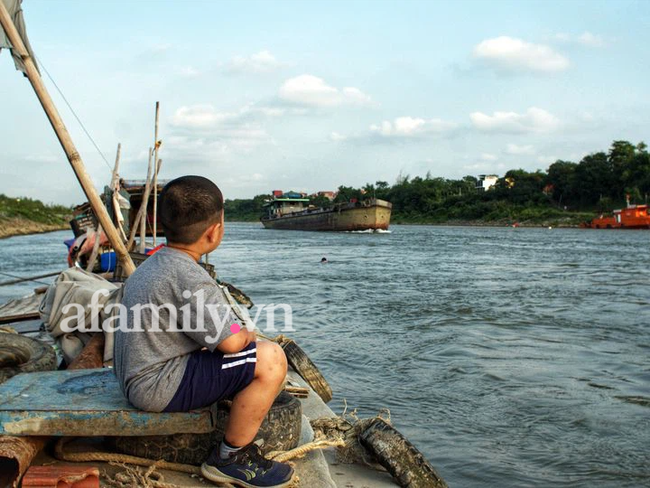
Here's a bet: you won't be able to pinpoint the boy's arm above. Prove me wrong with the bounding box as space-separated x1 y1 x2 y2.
216 328 256 354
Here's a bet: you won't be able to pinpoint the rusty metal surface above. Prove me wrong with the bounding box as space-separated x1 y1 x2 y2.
67 333 104 370
0 369 218 436
0 436 47 488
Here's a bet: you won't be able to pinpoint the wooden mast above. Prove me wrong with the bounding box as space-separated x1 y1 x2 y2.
126 148 153 252
152 102 160 246
0 2 136 276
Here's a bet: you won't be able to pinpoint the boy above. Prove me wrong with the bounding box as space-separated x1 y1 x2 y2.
114 176 294 487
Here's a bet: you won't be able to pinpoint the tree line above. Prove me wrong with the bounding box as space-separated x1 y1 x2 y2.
224 140 649 224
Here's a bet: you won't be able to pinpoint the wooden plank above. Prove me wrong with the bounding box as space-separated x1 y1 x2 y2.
0 369 218 436
0 295 42 324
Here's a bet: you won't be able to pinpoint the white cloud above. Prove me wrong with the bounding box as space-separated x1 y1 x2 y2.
342 87 373 106
370 116 457 137
171 105 239 128
330 131 347 142
554 32 606 48
474 36 569 73
578 32 605 48
279 75 374 107
226 50 287 74
169 104 273 153
505 143 535 155
470 107 560 133
480 153 498 161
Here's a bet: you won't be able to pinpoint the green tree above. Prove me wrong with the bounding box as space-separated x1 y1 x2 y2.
309 195 332 208
334 186 363 203
546 160 577 206
575 152 613 205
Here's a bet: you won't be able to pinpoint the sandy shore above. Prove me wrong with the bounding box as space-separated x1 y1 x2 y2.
0 217 68 240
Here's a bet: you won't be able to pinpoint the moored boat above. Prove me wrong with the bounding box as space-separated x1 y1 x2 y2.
583 202 650 229
261 194 392 231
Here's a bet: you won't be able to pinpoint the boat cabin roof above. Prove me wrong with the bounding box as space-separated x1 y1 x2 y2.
264 197 310 207
121 179 170 194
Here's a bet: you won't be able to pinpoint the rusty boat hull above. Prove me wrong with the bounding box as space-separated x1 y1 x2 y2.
261 199 392 231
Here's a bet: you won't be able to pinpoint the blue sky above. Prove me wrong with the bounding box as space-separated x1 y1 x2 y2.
1 0 649 204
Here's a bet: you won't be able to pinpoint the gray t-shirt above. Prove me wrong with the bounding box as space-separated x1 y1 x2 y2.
114 246 237 412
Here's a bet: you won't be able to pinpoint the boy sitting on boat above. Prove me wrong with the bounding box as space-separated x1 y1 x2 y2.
114 175 294 487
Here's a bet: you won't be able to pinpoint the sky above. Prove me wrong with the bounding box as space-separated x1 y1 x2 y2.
1 0 649 205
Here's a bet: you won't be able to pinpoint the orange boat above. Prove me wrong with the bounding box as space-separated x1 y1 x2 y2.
585 202 650 229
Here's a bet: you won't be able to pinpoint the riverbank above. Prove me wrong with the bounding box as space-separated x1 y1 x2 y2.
0 217 68 239
391 208 595 228
391 216 590 228
0 194 71 239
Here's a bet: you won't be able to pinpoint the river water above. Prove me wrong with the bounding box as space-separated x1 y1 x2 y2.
1 225 649 487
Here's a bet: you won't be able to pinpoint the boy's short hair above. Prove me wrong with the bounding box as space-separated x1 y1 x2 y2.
159 176 223 244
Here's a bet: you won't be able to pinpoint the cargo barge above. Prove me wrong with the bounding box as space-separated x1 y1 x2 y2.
261 195 392 231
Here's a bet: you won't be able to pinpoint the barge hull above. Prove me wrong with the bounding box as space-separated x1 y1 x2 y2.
261 203 391 231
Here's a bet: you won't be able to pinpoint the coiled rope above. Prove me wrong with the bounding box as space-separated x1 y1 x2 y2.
53 408 389 487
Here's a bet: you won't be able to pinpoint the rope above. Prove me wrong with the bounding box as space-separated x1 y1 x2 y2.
54 438 201 475
53 408 391 484
35 56 113 173
54 435 340 486
0 270 57 286
103 462 209 488
269 439 345 462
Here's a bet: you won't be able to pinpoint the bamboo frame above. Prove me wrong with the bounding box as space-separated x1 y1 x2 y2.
0 3 136 276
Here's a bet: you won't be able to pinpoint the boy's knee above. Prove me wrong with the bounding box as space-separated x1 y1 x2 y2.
255 341 287 382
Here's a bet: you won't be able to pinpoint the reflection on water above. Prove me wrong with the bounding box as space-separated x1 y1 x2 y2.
1 225 649 487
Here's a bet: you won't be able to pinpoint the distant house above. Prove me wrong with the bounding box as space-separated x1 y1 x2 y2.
476 174 499 191
317 191 336 201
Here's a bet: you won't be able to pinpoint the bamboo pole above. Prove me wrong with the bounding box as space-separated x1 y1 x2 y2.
110 143 128 241
126 148 153 251
110 143 121 188
87 142 121 271
152 102 160 246
0 3 135 277
138 149 154 253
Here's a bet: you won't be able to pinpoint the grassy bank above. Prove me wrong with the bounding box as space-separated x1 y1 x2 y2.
391 205 595 227
0 195 71 239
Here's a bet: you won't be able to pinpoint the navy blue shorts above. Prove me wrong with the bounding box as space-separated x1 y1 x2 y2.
163 342 257 412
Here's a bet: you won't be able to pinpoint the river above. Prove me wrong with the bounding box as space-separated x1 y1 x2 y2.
1 224 649 487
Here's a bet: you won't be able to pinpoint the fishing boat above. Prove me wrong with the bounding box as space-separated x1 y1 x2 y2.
67 178 169 272
0 2 446 486
261 193 392 231
583 198 650 229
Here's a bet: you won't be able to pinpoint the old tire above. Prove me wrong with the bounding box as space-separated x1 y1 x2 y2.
110 391 302 466
359 418 448 488
279 338 332 403
0 333 57 384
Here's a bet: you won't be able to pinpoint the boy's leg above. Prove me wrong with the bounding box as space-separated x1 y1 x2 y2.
201 340 294 487
224 340 287 446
